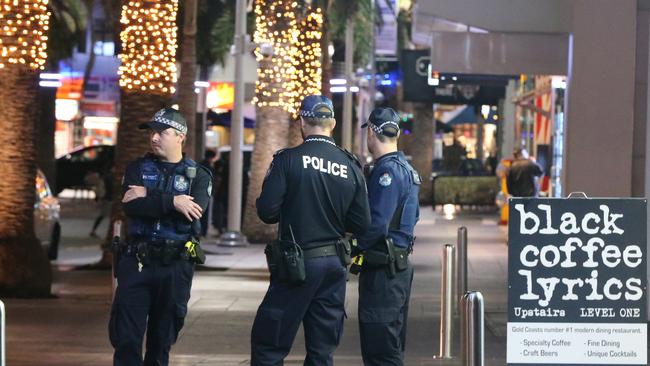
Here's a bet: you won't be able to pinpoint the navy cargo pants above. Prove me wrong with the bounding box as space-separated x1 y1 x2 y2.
109 254 194 366
358 261 414 366
251 255 347 366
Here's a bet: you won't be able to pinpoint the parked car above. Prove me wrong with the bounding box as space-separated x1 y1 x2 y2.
55 145 114 195
35 169 61 260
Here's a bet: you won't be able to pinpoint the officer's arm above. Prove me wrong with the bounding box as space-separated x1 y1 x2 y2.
191 167 212 212
345 165 371 235
357 165 401 250
256 153 287 224
121 161 170 218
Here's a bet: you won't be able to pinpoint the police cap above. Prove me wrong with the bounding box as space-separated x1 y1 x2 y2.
362 107 400 137
138 107 188 134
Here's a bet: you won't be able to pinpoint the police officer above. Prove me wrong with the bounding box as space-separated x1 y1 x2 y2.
251 95 371 366
356 107 420 366
109 107 212 365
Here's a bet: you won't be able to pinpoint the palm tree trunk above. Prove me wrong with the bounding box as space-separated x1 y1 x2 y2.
0 67 52 297
244 0 295 242
288 118 303 147
409 102 434 204
178 0 198 159
243 105 290 242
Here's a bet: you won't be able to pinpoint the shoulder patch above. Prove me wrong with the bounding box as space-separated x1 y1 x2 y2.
338 147 361 168
173 175 189 191
379 172 392 187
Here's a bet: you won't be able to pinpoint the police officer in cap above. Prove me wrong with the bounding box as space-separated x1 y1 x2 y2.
251 95 371 366
109 107 212 365
355 107 420 365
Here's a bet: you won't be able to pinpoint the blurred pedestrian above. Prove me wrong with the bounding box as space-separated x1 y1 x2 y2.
89 165 113 238
199 149 218 237
506 147 544 197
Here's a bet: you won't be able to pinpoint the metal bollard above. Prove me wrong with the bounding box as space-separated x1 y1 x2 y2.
460 291 485 366
1 299 5 366
436 244 454 359
455 227 468 315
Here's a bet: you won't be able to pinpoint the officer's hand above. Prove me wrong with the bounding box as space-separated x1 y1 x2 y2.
173 195 203 221
122 185 147 203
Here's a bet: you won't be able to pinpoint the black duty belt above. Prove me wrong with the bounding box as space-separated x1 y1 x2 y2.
303 244 338 259
121 239 187 258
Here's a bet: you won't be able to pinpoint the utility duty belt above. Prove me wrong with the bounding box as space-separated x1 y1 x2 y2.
352 238 410 278
116 238 206 267
264 238 351 285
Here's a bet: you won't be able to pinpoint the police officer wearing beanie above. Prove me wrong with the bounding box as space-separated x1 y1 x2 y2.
356 107 420 366
251 95 371 366
109 107 212 365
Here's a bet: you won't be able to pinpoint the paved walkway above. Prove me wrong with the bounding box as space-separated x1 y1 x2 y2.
3 199 510 365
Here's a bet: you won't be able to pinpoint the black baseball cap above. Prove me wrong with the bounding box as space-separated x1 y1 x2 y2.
362 107 401 137
138 107 188 134
299 95 335 118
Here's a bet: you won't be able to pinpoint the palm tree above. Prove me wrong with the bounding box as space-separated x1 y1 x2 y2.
242 0 297 242
288 5 323 147
177 0 198 159
0 0 53 297
395 4 433 204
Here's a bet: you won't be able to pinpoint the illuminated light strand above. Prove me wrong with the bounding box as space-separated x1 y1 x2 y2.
0 0 50 70
253 0 322 115
118 0 178 95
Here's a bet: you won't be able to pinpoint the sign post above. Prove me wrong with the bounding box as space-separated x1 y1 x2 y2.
507 198 647 365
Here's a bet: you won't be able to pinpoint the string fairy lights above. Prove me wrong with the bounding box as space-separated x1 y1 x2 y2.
289 8 322 116
253 0 322 116
0 0 51 70
118 0 178 95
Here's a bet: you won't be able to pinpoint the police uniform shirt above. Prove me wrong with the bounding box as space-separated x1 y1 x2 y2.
357 151 420 250
256 135 371 247
122 154 212 227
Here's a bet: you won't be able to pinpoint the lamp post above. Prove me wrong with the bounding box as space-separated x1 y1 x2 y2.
217 0 249 247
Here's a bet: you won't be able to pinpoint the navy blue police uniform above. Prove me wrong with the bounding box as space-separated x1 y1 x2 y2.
251 95 371 366
109 108 212 366
356 107 420 366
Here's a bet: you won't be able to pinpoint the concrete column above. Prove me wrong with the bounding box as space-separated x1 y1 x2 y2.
499 80 517 161
563 0 637 196
634 5 649 197
637 0 650 320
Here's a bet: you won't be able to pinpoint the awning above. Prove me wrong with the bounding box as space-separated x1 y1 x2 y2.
440 105 498 126
207 110 255 129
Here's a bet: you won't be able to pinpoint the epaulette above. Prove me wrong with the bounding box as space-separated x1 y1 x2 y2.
273 148 288 157
391 157 422 185
337 147 362 168
197 164 213 179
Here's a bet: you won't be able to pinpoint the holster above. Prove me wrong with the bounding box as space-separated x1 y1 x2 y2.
265 239 306 285
335 239 352 266
182 238 206 264
362 238 409 277
111 236 123 278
